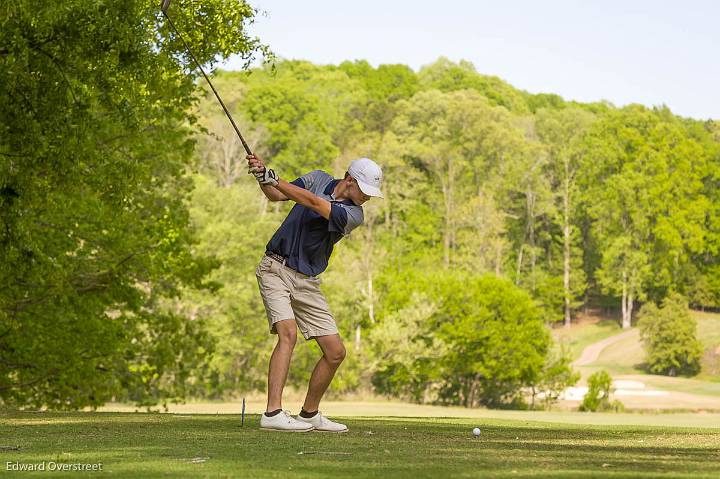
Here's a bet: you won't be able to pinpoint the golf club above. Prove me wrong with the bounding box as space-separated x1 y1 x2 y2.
160 0 253 156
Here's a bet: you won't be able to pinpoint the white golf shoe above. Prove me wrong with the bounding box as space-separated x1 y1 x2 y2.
260 410 314 432
296 412 348 433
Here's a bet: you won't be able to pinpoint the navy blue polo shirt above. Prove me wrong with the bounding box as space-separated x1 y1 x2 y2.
266 170 364 276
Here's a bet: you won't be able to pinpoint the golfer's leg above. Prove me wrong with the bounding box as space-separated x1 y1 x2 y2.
266 319 297 412
302 334 346 412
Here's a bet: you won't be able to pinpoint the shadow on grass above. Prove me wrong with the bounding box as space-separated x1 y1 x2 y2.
1 413 719 478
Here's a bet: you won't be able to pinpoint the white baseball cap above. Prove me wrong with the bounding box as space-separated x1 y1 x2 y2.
348 157 383 198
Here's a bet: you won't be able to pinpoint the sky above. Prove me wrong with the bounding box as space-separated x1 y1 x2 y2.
223 0 719 120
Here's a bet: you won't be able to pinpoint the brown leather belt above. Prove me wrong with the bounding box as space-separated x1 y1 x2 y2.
265 251 287 265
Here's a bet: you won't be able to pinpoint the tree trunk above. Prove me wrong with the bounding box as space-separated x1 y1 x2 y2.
358 215 376 353
354 324 361 351
364 218 375 326
528 189 536 292
563 175 572 327
385 185 393 236
530 386 537 410
621 269 631 329
221 136 241 187
442 179 450 268
467 376 481 408
515 244 524 285
259 194 268 216
442 156 454 268
367 270 374 323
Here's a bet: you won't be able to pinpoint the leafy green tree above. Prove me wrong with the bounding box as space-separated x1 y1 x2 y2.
392 89 521 270
686 120 720 310
637 293 703 376
501 122 556 309
239 61 364 178
583 107 715 326
368 292 445 403
0 0 261 409
585 107 720 311
337 60 418 135
373 270 551 408
579 370 623 412
642 112 714 301
526 93 566 113
535 108 594 325
418 57 530 113
193 74 269 188
182 176 279 395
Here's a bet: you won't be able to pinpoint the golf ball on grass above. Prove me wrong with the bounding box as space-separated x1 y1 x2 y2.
472 427 481 437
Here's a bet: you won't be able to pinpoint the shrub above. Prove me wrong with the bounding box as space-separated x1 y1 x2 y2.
372 270 552 408
637 293 703 377
530 346 580 409
579 370 623 412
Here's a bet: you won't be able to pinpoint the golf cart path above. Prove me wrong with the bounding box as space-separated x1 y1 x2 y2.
573 329 636 366
567 328 720 409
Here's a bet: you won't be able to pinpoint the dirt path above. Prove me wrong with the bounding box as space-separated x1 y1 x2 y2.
573 329 637 366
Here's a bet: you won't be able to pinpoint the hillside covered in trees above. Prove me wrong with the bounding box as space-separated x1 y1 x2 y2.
2 0 718 408
184 58 720 406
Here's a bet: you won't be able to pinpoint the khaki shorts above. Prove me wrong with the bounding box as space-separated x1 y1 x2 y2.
255 255 338 340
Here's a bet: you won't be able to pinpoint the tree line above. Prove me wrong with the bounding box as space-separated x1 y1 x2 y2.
185 59 718 407
2 0 718 410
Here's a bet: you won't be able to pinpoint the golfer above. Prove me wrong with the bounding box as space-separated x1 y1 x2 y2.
247 154 383 432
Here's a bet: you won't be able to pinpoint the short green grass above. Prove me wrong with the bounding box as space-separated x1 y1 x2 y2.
696 312 720 380
588 328 645 374
2 412 720 478
696 311 720 348
632 374 720 397
552 319 621 360
94 400 720 427
556 311 720 366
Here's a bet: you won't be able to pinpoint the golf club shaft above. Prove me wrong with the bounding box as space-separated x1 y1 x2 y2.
161 11 253 156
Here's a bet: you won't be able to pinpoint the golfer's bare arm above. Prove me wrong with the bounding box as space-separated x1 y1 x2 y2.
246 154 330 217
260 184 289 202
274 180 331 219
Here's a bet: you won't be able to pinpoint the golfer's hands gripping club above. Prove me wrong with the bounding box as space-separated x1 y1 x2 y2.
247 154 279 187
246 154 264 174
256 168 279 186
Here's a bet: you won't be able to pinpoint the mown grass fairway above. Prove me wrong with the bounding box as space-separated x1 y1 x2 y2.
2 411 720 478
552 317 622 360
